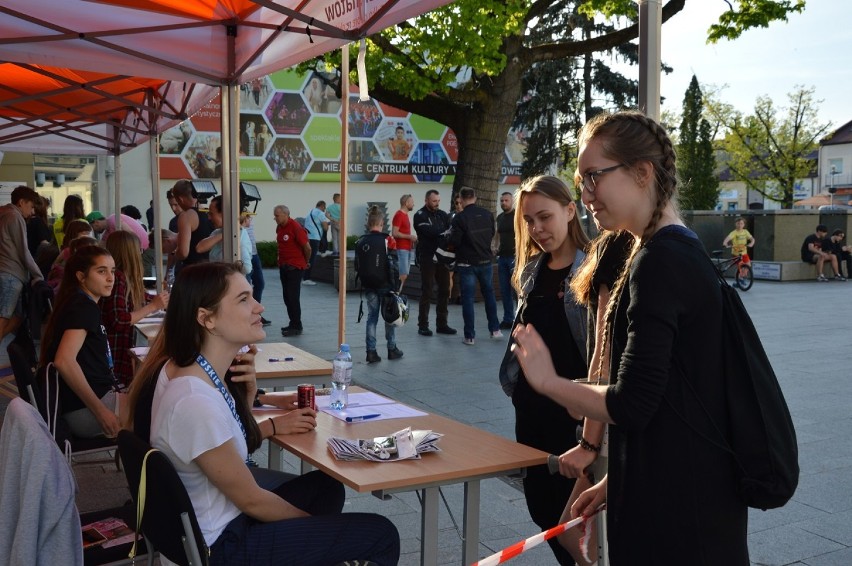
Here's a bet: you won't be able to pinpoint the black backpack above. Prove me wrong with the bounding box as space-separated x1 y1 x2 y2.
355 232 392 289
672 256 799 510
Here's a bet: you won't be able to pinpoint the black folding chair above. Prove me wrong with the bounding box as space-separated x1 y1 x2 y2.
117 430 208 566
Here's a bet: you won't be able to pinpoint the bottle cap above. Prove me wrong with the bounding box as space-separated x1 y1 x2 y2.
340 343 350 352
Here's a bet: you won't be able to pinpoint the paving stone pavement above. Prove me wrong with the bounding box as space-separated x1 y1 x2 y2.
4 269 850 565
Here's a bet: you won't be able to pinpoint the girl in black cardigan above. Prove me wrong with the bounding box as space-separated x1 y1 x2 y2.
512 111 748 565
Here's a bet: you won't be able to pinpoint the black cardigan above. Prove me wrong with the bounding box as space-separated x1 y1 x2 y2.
604 228 748 565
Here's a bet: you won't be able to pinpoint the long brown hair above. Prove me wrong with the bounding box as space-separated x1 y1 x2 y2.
40 246 112 362
570 230 633 306
105 230 144 310
126 262 262 451
576 111 680 375
61 219 94 249
511 175 590 293
60 195 85 231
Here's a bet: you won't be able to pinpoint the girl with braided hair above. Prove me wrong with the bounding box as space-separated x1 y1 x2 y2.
512 111 748 564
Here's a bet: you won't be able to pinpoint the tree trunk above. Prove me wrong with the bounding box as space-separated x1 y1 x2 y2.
452 58 525 212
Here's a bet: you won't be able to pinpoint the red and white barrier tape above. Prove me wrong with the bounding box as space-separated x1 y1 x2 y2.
472 505 605 566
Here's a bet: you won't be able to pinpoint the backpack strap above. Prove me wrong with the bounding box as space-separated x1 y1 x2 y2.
128 448 158 560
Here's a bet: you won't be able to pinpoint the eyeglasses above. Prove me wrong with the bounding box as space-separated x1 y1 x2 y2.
578 164 625 193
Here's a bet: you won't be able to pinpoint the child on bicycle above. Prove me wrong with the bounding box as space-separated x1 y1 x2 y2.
723 217 754 264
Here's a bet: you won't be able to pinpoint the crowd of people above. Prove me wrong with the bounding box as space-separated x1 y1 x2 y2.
4 110 827 565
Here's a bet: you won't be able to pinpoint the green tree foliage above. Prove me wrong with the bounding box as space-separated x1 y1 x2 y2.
515 3 644 178
304 0 805 209
705 86 829 208
678 75 719 210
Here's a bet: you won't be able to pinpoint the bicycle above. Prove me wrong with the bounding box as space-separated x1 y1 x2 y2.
711 250 754 291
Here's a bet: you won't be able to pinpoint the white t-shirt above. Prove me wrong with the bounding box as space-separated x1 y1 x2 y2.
150 364 246 546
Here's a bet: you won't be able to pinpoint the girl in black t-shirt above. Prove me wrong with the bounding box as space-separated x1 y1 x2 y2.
41 245 120 438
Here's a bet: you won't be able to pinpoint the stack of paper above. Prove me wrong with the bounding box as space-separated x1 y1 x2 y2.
327 427 443 462
319 391 428 422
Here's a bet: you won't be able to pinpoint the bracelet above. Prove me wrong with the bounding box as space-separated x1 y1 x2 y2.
270 419 277 436
578 438 601 453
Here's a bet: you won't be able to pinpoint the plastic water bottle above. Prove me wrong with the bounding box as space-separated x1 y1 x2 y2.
330 344 353 410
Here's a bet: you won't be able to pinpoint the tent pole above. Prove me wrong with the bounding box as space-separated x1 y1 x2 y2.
636 0 662 121
114 153 122 229
112 125 122 229
337 43 350 347
149 129 163 287
221 83 240 262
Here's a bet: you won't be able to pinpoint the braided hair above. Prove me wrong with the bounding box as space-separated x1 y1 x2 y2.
576 111 681 377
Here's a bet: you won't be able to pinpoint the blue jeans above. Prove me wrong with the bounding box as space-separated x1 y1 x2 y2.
250 254 265 303
304 239 320 280
497 256 516 323
458 263 499 339
365 289 396 352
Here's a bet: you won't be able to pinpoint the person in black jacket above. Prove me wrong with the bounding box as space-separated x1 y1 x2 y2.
412 190 456 336
512 111 749 565
449 187 500 345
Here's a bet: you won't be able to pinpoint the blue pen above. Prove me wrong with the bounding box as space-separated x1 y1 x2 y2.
345 414 381 423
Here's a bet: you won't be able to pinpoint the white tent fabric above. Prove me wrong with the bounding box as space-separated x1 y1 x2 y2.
0 0 439 85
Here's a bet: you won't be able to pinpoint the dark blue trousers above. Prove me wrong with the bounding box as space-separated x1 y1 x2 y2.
210 470 400 565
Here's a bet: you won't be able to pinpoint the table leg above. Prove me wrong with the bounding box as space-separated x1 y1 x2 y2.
462 480 480 565
420 486 439 566
267 440 282 471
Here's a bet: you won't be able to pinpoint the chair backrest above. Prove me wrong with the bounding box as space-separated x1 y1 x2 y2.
30 363 116 456
7 339 38 407
117 430 208 566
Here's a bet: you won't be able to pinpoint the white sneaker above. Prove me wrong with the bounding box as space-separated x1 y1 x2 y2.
302 279 317 286
462 337 475 346
490 330 504 339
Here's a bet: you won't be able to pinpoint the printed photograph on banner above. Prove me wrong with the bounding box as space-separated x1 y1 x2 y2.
410 143 452 183
183 133 220 179
348 96 382 138
240 76 273 112
267 137 311 181
266 92 310 135
302 72 341 114
348 140 380 182
377 120 414 162
506 127 528 165
239 114 273 158
159 122 193 155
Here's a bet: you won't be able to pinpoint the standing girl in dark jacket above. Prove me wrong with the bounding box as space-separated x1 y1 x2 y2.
499 175 589 565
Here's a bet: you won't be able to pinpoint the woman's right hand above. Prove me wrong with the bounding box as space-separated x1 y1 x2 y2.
558 444 597 478
97 407 121 438
272 408 317 435
511 323 558 394
151 291 169 311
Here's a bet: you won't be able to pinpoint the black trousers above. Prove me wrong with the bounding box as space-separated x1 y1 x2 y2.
279 265 304 329
417 257 450 329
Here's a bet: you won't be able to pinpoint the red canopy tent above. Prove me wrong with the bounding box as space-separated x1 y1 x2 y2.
0 0 454 343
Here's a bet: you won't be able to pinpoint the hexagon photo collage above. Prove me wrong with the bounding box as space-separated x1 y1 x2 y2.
159 69 524 185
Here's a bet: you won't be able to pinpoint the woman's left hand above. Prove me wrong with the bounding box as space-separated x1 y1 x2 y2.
272 408 317 435
229 344 258 402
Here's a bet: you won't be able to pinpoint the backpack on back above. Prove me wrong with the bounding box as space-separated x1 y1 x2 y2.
673 257 799 510
717 273 799 509
355 232 392 289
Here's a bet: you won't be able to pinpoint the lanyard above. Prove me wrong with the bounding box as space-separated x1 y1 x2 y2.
195 353 249 462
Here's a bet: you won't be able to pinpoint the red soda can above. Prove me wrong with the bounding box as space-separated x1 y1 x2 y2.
297 384 316 410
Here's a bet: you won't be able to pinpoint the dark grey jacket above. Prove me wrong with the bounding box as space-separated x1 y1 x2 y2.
498 250 588 396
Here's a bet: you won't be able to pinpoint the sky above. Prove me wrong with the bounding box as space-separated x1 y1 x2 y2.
650 0 851 130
